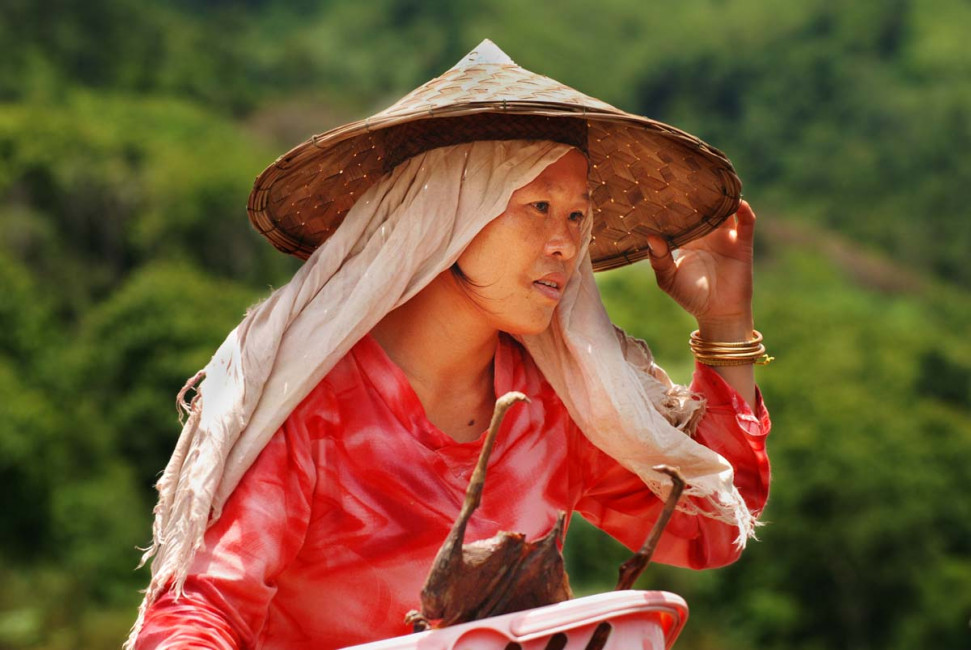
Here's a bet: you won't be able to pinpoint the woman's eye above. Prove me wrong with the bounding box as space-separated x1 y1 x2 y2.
532 201 550 213
569 211 586 223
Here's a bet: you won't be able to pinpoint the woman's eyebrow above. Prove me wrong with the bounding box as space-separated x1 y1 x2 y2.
538 182 590 201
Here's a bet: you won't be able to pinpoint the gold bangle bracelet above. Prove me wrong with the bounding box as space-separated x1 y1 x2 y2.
689 330 762 347
694 354 775 367
691 345 765 355
689 329 774 366
695 354 775 366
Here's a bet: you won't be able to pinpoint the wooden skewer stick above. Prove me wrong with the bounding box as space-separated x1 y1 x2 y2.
410 391 529 630
433 391 530 581
615 465 686 591
587 466 686 650
457 392 530 528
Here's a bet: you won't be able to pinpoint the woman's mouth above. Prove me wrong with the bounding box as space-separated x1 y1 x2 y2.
533 276 565 301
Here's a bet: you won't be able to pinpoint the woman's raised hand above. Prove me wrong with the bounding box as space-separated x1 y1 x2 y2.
646 201 756 334
647 201 758 406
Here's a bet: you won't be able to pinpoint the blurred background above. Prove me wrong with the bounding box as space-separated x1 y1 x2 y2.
1 0 969 648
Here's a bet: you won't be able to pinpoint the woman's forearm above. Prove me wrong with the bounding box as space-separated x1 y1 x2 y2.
695 314 757 409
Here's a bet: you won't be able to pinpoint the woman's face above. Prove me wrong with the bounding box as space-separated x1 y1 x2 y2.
455 149 590 335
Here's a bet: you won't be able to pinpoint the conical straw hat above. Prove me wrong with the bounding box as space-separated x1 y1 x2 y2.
248 40 741 271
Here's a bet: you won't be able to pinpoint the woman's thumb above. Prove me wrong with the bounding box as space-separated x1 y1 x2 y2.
647 236 676 290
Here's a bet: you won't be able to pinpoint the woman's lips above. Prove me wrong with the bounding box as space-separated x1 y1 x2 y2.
533 274 566 301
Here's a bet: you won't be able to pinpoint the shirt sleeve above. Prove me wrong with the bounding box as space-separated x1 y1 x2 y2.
135 400 322 649
573 362 771 569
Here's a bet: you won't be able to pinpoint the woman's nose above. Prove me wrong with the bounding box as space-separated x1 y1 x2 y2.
544 218 579 261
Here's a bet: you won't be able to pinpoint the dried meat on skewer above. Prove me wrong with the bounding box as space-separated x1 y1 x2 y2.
406 392 572 631
406 392 687 635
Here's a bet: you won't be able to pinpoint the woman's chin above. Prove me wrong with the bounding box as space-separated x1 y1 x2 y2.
500 315 557 337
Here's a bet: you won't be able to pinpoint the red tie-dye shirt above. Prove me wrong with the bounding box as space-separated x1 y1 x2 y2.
137 334 770 649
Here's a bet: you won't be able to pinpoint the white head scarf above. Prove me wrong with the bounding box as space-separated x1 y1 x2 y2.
126 139 756 648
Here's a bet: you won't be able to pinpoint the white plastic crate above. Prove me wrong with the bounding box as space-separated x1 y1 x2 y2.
344 590 688 650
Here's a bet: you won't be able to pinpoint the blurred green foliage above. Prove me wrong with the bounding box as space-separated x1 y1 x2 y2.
1 0 969 648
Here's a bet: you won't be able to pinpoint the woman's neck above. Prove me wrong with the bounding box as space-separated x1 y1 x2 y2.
371 271 500 442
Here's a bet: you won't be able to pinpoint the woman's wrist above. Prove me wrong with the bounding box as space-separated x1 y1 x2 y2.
695 314 755 342
692 315 759 409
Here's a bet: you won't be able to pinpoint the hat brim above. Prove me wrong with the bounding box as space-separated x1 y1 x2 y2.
248 101 741 272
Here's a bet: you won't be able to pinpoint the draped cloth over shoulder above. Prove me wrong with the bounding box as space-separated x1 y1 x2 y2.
126 140 756 648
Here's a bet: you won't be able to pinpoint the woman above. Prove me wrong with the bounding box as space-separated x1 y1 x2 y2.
128 42 770 649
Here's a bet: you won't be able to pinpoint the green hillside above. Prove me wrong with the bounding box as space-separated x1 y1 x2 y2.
1 1 969 648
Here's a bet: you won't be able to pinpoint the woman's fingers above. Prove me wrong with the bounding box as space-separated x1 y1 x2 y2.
695 200 756 257
734 200 756 246
647 235 677 291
